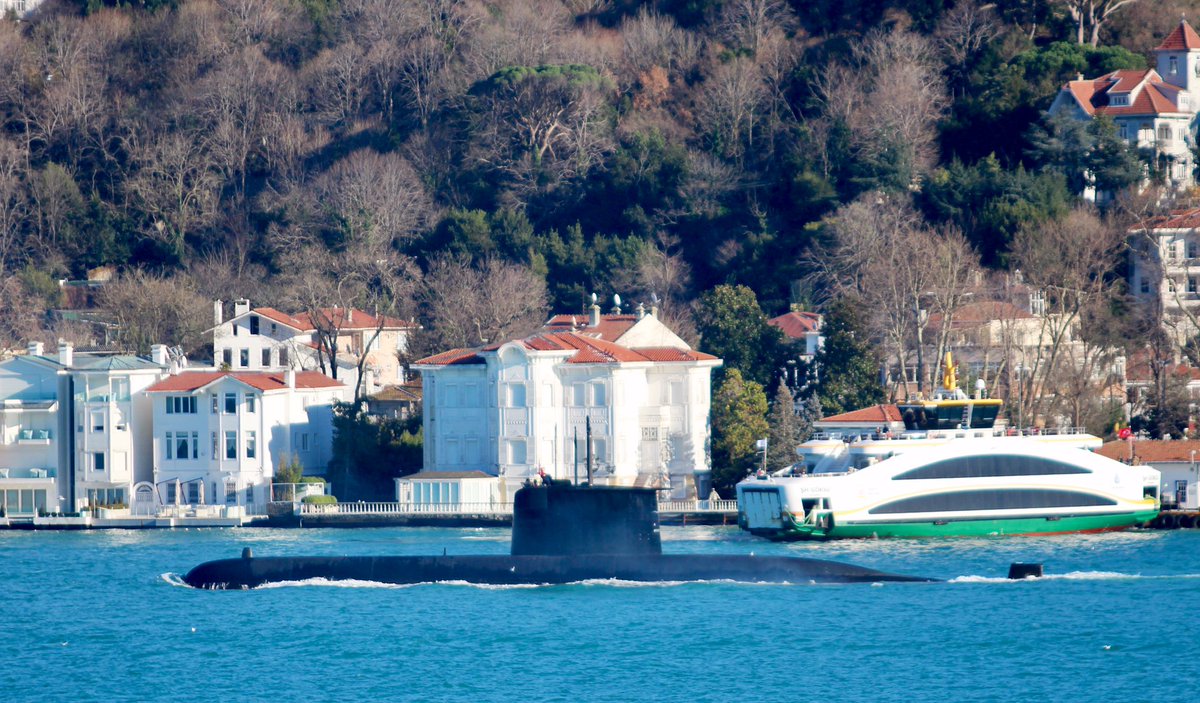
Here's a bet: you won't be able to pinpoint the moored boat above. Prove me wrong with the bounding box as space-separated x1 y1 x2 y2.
737 360 1160 540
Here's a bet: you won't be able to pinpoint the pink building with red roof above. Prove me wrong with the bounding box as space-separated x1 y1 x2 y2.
412 304 722 500
1050 20 1200 194
143 369 348 511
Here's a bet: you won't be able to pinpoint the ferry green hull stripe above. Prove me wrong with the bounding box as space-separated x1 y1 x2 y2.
759 510 1159 540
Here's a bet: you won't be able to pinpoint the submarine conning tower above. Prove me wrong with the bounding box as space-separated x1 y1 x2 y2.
510 484 662 556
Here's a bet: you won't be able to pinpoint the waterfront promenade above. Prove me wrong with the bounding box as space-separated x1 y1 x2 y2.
0 499 740 529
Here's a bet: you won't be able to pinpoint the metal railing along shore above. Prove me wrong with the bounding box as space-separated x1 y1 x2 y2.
299 499 739 517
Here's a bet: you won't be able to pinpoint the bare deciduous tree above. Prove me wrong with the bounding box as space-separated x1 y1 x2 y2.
815 28 948 187
422 254 547 349
937 0 1002 95
126 131 222 255
98 270 211 356
1054 0 1139 46
719 0 796 56
0 140 26 275
280 244 422 403
468 64 615 204
1009 206 1124 423
313 149 435 252
813 193 981 397
696 57 767 163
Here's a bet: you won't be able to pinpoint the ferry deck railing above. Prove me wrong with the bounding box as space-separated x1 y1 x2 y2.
811 427 1089 442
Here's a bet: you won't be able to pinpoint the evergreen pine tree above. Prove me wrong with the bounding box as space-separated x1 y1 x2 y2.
766 378 801 471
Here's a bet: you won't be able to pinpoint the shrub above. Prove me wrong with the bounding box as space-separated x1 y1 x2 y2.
301 495 337 505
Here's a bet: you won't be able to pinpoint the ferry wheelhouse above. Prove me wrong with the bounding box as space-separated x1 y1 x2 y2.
737 363 1160 540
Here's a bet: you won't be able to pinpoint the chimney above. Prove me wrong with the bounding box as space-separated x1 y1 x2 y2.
285 369 296 389
590 302 601 327
213 300 223 326
27 341 44 356
636 302 645 320
347 308 353 324
151 344 169 366
233 298 251 318
58 341 73 367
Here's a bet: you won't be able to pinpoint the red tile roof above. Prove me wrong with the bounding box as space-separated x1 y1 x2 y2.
292 308 415 332
1136 207 1200 231
819 404 903 424
252 307 307 330
927 301 1035 329
146 370 344 393
237 306 415 332
1156 20 1200 51
413 348 486 366
415 332 719 367
1062 70 1186 117
542 313 640 342
1097 439 1200 462
768 311 821 339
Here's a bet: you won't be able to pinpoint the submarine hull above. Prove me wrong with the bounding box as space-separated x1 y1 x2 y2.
183 553 935 589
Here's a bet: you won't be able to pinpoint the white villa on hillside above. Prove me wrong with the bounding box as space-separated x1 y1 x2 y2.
412 304 722 501
211 299 417 397
144 370 347 513
1050 19 1200 194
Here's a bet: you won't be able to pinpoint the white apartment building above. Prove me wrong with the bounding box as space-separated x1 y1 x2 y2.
144 369 347 512
1050 20 1200 194
0 342 170 516
0 349 65 516
69 346 169 511
412 305 722 500
211 299 416 397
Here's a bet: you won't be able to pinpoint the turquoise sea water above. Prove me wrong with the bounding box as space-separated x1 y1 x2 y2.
2 525 1199 703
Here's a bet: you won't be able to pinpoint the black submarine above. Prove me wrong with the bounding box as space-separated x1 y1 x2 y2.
184 483 939 589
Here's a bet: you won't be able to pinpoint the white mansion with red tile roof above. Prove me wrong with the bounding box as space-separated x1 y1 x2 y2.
1050 20 1200 192
412 304 721 500
211 298 417 398
143 369 348 511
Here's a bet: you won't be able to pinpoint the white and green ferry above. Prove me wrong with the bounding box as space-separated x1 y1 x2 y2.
737 366 1160 541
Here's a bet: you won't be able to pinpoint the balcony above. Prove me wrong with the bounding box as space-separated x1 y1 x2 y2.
0 467 57 480
16 429 52 445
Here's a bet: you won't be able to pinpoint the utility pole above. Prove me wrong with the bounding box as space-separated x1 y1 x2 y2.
586 416 593 486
